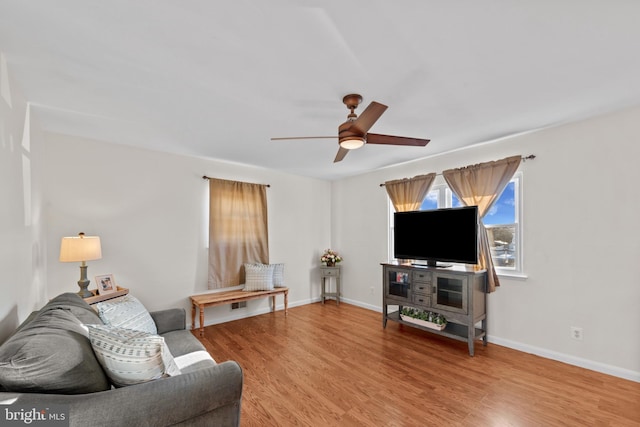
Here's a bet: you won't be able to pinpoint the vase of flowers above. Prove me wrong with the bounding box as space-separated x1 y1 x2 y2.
321 249 342 267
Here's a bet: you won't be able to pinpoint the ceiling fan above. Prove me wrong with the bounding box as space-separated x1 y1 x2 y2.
271 94 431 162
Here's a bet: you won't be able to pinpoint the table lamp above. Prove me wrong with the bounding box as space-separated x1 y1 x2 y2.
59 232 102 298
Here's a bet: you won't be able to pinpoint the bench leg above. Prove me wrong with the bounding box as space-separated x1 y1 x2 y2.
284 291 288 316
271 295 276 312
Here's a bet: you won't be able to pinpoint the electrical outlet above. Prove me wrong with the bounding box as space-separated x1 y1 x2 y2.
570 326 583 341
370 287 374 295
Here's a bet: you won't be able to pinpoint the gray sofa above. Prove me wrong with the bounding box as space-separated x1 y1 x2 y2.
0 293 243 426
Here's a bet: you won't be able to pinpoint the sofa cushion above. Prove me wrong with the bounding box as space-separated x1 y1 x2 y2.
243 263 275 291
86 324 180 387
94 295 157 334
0 308 110 394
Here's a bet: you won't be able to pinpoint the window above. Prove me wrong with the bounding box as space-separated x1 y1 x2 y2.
390 173 523 275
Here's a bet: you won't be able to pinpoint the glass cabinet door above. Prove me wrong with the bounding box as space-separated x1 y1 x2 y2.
386 270 411 301
433 274 468 314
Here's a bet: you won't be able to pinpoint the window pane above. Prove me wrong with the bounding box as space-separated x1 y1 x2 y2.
487 225 516 267
483 181 515 225
420 190 438 210
451 192 464 208
485 181 517 269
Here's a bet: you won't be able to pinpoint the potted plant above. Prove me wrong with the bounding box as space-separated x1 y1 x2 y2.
321 249 343 267
400 307 447 331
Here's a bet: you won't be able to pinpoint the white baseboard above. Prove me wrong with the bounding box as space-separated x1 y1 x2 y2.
338 297 381 312
488 335 640 383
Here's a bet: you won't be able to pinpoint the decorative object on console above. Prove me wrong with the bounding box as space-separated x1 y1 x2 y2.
59 232 102 298
321 249 342 267
95 273 116 295
400 307 447 331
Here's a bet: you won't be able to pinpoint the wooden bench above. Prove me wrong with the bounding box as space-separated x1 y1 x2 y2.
190 287 289 337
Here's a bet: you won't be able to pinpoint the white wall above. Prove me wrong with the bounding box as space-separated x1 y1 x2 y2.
43 133 332 322
333 106 640 381
0 52 47 343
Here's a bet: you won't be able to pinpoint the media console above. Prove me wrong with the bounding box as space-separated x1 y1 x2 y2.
382 263 487 356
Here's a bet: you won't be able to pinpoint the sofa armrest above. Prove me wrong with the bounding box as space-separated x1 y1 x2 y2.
0 361 243 427
150 308 186 334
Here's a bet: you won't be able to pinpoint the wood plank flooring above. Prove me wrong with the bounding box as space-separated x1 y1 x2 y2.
196 302 640 426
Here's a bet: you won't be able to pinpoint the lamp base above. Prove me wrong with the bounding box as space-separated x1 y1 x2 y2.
77 265 93 298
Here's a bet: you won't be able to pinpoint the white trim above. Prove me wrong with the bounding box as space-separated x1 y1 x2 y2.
496 271 528 280
488 335 640 383
339 297 382 312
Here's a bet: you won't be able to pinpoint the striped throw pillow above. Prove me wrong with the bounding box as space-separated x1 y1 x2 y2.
86 324 180 387
243 263 275 291
95 295 157 335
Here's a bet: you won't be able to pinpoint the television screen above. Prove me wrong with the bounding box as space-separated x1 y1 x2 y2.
393 206 479 266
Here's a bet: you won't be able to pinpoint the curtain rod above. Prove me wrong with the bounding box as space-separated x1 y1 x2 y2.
202 176 270 187
379 154 536 187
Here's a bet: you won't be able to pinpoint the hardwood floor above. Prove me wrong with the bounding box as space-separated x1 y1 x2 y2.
197 302 640 426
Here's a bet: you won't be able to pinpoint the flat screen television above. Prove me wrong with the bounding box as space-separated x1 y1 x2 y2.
393 206 479 267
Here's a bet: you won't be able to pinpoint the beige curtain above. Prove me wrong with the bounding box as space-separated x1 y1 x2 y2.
443 155 521 292
208 178 269 289
384 173 437 212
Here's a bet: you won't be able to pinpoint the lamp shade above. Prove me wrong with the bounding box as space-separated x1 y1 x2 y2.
59 233 102 262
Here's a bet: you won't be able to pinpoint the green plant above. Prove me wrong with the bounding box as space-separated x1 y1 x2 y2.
401 307 447 326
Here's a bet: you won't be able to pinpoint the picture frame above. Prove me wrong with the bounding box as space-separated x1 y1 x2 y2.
95 274 117 295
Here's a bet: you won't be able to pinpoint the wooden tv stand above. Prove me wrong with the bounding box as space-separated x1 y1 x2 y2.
382 263 487 356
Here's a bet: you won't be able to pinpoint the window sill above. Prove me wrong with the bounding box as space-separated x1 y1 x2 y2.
496 270 528 280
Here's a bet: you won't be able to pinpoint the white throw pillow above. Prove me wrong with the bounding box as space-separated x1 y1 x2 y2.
271 263 285 288
243 263 275 291
86 324 180 387
94 295 157 335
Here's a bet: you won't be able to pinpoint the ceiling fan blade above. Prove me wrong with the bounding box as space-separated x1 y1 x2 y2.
366 133 430 146
334 147 349 163
349 101 388 134
271 136 336 141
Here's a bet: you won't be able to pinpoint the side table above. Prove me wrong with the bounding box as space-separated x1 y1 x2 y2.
320 266 341 305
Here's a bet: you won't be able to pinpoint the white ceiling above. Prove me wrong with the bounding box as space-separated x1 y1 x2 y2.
1 1 640 180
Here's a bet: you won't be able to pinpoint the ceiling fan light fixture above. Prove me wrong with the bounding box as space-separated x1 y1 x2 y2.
339 136 365 150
